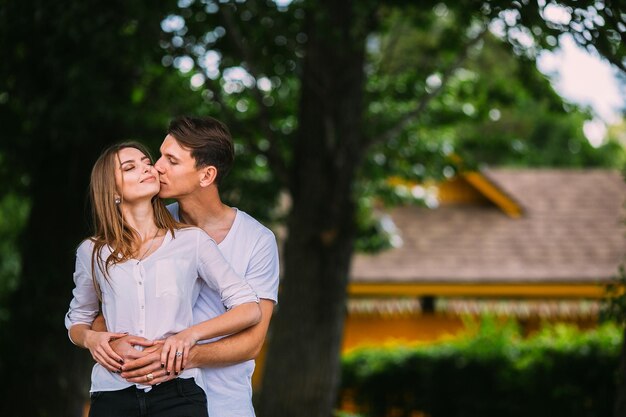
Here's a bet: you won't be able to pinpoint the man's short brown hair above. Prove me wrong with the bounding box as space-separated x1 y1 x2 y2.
167 116 234 186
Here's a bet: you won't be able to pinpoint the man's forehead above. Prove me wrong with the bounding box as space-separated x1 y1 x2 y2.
160 135 191 157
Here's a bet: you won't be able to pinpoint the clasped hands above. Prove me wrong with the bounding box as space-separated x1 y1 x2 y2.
83 329 198 386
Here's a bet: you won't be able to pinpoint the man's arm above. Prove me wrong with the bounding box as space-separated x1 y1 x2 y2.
187 299 274 368
91 314 107 332
188 225 279 367
121 299 274 384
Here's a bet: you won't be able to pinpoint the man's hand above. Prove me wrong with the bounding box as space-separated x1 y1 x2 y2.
121 342 173 386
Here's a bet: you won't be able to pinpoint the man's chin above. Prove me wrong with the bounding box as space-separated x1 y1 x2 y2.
158 191 175 199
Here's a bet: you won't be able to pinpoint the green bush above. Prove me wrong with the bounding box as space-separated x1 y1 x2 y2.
340 319 622 417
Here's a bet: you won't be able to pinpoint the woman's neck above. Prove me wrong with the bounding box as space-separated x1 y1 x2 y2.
120 200 159 239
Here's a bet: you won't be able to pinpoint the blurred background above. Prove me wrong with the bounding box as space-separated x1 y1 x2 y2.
0 1 625 416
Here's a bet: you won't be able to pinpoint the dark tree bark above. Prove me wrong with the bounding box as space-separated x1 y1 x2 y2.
258 2 376 416
0 141 108 416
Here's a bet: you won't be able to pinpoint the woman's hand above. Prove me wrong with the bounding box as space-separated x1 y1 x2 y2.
83 330 130 373
110 335 156 361
161 329 198 375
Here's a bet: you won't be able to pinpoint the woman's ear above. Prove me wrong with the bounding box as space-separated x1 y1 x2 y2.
199 166 218 187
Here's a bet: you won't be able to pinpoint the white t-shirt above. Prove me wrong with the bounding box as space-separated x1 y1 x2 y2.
65 227 259 393
168 203 280 417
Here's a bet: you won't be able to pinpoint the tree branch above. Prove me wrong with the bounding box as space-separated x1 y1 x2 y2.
204 76 290 186
218 3 290 186
365 27 488 148
570 6 626 74
379 19 408 74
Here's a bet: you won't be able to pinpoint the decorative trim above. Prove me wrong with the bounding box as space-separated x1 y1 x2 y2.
347 297 601 319
348 283 609 298
463 171 523 217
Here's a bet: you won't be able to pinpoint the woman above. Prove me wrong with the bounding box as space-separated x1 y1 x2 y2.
65 142 261 417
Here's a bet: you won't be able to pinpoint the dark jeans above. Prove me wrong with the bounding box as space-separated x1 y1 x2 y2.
89 378 208 417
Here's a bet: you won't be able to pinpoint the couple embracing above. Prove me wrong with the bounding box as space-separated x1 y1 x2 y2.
65 116 279 417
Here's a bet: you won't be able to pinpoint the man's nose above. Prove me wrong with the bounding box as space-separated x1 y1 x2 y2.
154 158 165 174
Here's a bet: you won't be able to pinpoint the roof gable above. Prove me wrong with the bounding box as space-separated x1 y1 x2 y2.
351 169 626 284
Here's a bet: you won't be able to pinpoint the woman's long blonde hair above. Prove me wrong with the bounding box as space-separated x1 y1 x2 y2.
88 141 181 298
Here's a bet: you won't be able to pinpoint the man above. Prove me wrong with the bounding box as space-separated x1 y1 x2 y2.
102 116 279 417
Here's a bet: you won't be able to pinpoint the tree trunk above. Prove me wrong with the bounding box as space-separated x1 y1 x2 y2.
258 2 375 417
0 141 106 416
614 327 626 417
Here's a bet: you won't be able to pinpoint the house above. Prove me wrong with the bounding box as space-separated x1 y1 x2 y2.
343 169 626 350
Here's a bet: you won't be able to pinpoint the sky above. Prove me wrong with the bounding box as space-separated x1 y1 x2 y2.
536 34 625 146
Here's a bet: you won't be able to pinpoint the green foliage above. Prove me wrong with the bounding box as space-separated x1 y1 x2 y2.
354 5 625 252
354 198 395 253
0 194 29 322
366 10 624 172
341 319 622 417
153 0 305 223
601 170 626 327
602 265 626 326
122 1 624 253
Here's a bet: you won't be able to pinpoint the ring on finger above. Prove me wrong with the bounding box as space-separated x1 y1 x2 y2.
175 351 183 357
146 373 154 382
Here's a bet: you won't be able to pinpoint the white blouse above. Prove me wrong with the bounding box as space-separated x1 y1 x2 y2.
64 227 258 393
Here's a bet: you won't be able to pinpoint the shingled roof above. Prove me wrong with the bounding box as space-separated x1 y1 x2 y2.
350 169 626 284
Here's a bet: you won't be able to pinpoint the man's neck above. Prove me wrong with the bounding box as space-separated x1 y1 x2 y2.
176 192 236 243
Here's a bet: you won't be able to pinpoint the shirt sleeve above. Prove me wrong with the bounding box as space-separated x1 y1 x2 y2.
245 228 280 304
64 245 100 341
196 230 259 310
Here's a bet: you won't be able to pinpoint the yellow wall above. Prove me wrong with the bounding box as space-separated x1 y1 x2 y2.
342 314 466 351
341 311 599 352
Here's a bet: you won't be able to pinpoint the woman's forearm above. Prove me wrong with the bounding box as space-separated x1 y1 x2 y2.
70 324 128 372
69 323 93 348
186 302 261 343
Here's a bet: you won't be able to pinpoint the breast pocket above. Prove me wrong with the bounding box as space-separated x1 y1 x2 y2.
155 259 189 298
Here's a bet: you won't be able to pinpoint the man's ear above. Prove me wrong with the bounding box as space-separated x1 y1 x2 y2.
199 166 218 187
